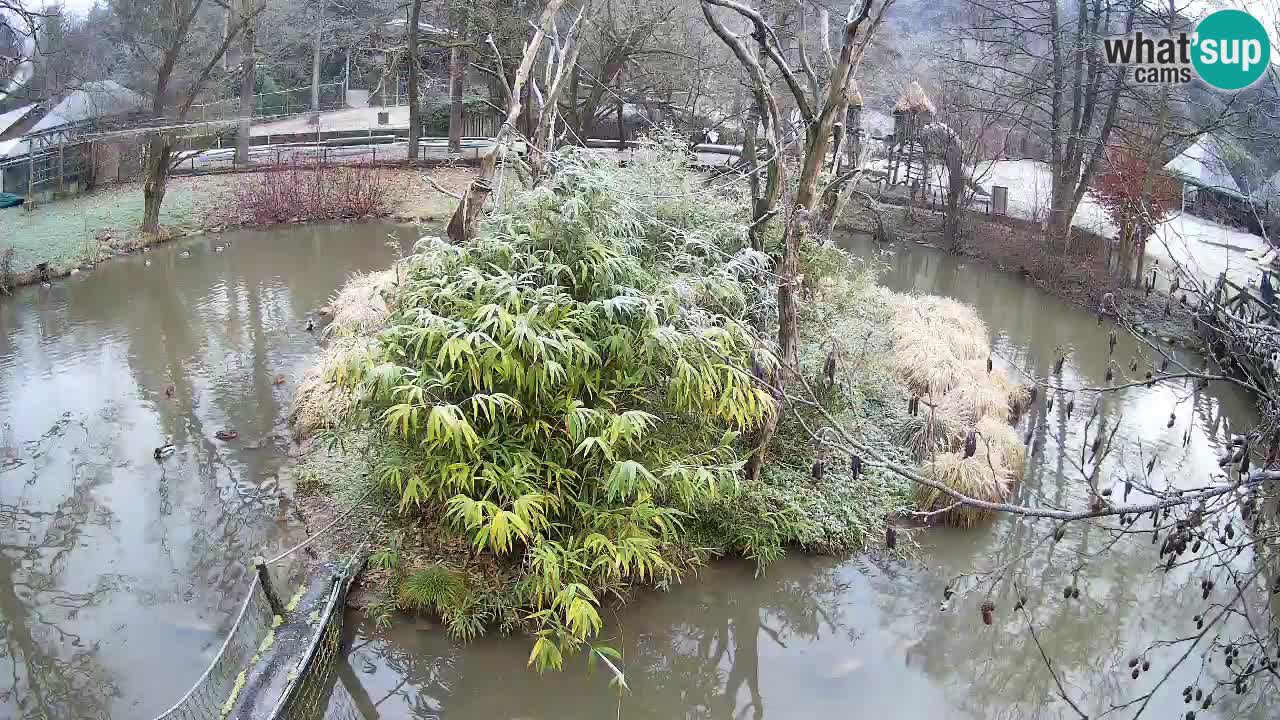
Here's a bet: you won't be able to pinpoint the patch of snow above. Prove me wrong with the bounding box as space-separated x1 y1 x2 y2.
252 105 414 136
870 156 1267 286
1147 212 1268 287
27 80 145 134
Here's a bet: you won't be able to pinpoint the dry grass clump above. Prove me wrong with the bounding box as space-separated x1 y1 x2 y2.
888 292 1031 526
992 373 1034 416
291 337 371 438
976 415 1026 477
291 269 397 439
328 269 396 337
916 452 1011 528
893 407 959 458
936 371 1011 425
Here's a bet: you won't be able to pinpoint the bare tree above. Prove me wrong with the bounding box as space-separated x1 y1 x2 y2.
528 2 591 181
407 0 424 159
310 0 329 120
0 1 47 106
446 0 566 244
701 0 887 482
108 0 262 232
951 0 1137 251
234 0 256 164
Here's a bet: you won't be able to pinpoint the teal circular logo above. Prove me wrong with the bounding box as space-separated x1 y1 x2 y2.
1192 10 1271 90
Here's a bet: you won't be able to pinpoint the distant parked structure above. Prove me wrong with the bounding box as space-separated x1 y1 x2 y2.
1163 133 1255 231
0 80 146 199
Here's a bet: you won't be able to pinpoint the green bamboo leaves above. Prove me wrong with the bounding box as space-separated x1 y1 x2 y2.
344 145 776 669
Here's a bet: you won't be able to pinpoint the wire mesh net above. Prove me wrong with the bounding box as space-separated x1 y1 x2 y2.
153 576 277 720
267 561 363 720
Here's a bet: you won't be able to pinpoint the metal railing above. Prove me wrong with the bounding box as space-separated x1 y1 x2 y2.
188 82 348 123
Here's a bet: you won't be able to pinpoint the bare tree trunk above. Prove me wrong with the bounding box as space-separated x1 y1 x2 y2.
447 0 565 243
448 44 465 153
407 0 423 160
142 134 172 232
529 5 589 184
615 70 625 150
1130 0 1175 287
235 0 256 165
310 0 327 120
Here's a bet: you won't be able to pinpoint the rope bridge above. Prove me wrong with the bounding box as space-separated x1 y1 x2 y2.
150 504 374 720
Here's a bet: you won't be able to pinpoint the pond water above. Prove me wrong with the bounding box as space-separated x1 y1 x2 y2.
0 222 418 719
321 233 1273 719
2 223 1272 719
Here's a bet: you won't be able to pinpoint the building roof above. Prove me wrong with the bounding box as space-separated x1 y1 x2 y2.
26 80 144 135
894 81 935 114
0 102 35 135
0 81 145 158
1163 134 1245 198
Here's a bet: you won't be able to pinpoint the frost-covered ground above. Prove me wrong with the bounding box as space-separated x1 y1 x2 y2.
1145 213 1266 289
251 105 414 136
870 156 1266 287
0 179 213 274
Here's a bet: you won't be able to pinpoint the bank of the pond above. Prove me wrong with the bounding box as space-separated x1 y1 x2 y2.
0 166 475 292
842 202 1202 348
0 221 429 719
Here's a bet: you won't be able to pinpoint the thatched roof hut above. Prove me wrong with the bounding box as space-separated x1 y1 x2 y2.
893 80 936 115
847 79 864 108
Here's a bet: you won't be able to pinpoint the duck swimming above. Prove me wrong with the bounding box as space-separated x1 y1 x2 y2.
153 442 176 460
214 429 239 441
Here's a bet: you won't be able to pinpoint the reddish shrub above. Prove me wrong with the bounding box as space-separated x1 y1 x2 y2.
1095 145 1181 233
231 161 390 225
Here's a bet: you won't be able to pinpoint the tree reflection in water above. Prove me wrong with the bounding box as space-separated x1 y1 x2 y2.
0 417 118 720
326 558 866 720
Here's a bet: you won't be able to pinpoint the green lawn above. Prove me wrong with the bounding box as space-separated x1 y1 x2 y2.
0 181 209 274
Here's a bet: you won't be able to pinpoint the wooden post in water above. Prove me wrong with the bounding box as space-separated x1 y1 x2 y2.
254 556 285 615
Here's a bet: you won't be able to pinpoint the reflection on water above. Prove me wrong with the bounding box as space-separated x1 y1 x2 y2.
324 233 1273 719
0 222 417 719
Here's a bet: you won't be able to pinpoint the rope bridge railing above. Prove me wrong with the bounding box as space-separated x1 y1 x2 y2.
152 575 276 720
149 493 375 720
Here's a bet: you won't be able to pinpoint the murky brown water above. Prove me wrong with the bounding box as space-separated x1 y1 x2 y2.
0 222 418 719
324 233 1274 719
3 223 1272 720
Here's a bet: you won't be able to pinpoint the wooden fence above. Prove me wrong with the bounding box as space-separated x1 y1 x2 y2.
1198 273 1280 396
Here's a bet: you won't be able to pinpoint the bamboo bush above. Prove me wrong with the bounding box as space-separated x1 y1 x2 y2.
334 146 782 669
297 140 1014 667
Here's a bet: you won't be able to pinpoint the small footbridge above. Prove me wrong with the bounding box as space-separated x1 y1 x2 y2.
150 507 373 720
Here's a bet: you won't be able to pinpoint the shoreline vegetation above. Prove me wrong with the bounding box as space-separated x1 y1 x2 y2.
1 158 1199 359
0 165 474 292
288 144 1035 668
